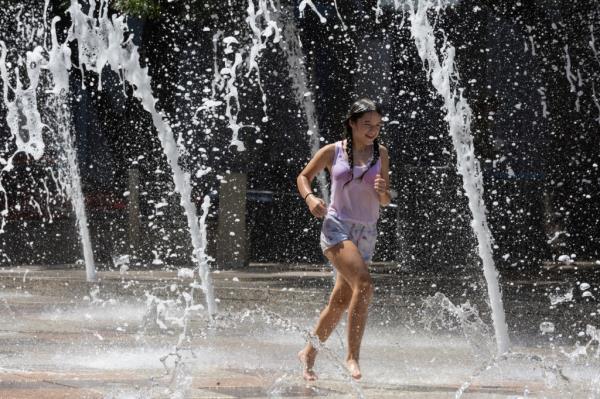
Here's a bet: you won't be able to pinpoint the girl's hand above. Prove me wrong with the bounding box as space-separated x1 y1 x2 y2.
307 195 327 219
374 174 387 195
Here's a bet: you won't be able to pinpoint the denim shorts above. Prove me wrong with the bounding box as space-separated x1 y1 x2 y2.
320 214 378 263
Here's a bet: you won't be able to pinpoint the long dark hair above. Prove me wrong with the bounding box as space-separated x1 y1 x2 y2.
342 98 383 187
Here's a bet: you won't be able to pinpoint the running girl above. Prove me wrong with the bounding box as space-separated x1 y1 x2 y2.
296 98 391 380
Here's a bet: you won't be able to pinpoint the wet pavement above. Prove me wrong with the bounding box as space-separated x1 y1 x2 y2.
0 264 599 398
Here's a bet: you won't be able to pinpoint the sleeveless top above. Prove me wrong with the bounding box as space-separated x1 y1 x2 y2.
328 140 381 225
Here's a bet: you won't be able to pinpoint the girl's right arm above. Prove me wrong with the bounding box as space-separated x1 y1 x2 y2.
296 144 335 219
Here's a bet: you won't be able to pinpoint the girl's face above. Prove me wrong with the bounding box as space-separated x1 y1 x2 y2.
350 111 383 146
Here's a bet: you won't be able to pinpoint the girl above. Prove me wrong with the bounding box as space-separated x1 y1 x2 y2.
296 98 391 381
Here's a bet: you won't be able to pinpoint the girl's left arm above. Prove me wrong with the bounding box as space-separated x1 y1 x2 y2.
376 145 392 206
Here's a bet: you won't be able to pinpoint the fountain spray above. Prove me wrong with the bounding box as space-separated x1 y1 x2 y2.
408 0 510 354
62 0 216 311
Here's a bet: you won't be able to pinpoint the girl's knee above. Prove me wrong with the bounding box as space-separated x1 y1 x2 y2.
335 294 352 309
354 273 373 297
329 291 352 311
325 301 348 317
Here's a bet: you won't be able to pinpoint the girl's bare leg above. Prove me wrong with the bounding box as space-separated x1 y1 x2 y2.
324 240 373 380
299 274 352 380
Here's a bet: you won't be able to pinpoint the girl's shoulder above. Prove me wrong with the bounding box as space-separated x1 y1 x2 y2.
314 142 338 163
317 141 346 156
316 143 338 169
378 143 389 157
324 142 340 149
320 142 338 154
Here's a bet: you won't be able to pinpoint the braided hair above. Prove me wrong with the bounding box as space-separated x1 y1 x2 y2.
342 98 383 187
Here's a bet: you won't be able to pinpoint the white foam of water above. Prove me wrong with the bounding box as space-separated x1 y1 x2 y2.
274 1 329 202
196 1 283 152
40 303 145 323
538 86 550 118
332 0 348 30
591 24 600 66
46 17 72 94
218 46 246 151
549 288 573 305
563 45 582 112
62 0 216 312
64 324 591 395
1 4 94 280
0 290 32 298
298 0 327 23
246 0 279 123
0 43 47 232
48 93 97 281
1 51 46 134
5 296 600 396
592 82 600 124
53 347 169 370
407 0 510 354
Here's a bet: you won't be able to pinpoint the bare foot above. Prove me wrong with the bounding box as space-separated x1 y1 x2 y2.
346 359 362 380
298 347 318 381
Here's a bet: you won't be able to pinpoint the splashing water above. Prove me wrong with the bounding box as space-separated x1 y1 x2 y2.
195 0 283 151
420 292 494 360
407 0 510 354
273 0 329 201
0 0 217 306
0 45 46 164
64 0 216 311
298 0 327 24
139 296 366 398
46 10 96 280
48 94 97 281
0 43 46 233
0 5 96 280
3 2 600 397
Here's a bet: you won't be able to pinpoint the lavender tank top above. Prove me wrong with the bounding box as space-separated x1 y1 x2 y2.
328 141 381 225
